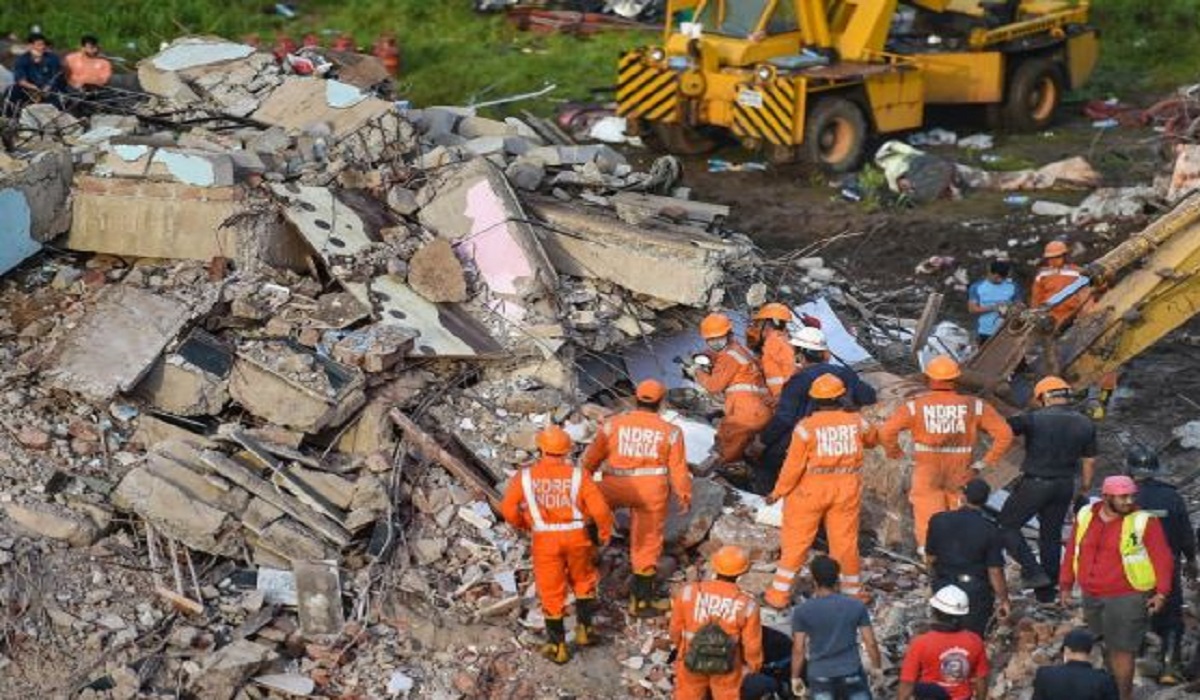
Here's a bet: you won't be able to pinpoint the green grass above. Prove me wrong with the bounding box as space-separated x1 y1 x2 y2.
3 1 1199 113
2 1 654 112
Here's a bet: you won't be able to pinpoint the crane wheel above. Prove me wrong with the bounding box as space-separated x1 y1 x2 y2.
650 122 717 156
805 97 867 174
1003 58 1063 132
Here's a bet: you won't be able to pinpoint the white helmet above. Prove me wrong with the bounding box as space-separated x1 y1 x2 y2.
929 585 970 616
789 326 828 352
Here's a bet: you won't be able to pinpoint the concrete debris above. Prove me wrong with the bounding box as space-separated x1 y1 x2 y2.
407 238 468 303
229 340 366 432
2 501 102 547
192 638 278 700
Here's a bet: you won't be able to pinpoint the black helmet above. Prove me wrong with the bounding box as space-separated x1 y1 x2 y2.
1125 444 1160 474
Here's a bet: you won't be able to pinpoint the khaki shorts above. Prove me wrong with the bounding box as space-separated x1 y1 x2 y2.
1083 593 1149 653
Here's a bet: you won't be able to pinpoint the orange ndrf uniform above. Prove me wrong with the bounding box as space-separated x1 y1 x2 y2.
581 408 691 574
765 409 877 607
760 326 796 399
1031 262 1089 327
694 341 772 464
499 455 614 617
880 391 1013 547
670 580 764 700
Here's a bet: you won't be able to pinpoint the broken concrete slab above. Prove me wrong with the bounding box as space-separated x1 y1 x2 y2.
664 478 726 549
271 182 389 258
529 199 734 306
407 238 468 303
611 191 729 228
328 324 416 373
0 148 73 243
249 518 339 564
345 275 504 358
146 443 252 514
229 340 366 433
68 177 311 269
111 466 241 556
418 158 555 313
192 638 278 700
137 330 232 415
335 397 398 455
130 415 217 451
46 285 213 403
148 148 237 187
294 560 345 637
703 513 779 562
253 76 392 140
2 501 101 547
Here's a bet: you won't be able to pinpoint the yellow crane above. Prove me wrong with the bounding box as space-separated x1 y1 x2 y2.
617 0 1098 171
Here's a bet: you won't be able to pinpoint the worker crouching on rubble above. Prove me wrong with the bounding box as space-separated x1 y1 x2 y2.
746 303 796 400
581 378 692 618
764 374 878 608
750 326 877 495
684 313 772 470
880 355 1012 554
499 426 615 664
670 545 763 700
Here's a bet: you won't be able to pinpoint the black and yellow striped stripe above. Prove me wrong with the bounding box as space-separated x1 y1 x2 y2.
616 52 679 122
732 79 798 146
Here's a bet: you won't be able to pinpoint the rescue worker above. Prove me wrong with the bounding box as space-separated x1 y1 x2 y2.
746 303 796 400
1032 628 1119 700
1031 239 1089 328
899 585 989 700
499 426 615 664
925 479 1011 638
1059 476 1175 700
685 313 772 468
880 355 1013 553
764 374 878 608
581 378 692 618
670 545 764 700
1125 446 1198 685
998 375 1097 600
751 326 877 494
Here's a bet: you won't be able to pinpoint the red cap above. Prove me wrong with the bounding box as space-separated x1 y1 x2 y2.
1101 475 1138 496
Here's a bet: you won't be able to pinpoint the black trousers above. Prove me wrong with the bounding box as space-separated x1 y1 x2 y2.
999 475 1074 583
754 437 790 495
1151 565 1185 638
934 575 993 638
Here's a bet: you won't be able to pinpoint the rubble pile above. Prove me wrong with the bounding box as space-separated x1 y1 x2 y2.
0 34 773 698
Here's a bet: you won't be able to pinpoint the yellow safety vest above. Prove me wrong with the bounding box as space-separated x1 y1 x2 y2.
1073 507 1157 592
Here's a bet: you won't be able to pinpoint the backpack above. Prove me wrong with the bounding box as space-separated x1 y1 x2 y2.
683 621 737 675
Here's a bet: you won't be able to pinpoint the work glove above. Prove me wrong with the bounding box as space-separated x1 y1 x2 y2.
970 460 988 472
790 678 808 698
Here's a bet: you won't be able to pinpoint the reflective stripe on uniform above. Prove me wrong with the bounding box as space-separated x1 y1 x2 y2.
727 383 766 394
914 444 973 453
771 580 793 592
728 349 751 365
808 466 862 475
774 567 796 579
602 466 669 477
766 377 787 386
794 424 810 441
840 574 861 583
1036 268 1081 280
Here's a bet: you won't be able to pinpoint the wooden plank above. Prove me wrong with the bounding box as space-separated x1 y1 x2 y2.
389 409 501 508
198 450 352 547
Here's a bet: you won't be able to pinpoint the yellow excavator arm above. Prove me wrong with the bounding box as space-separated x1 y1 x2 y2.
1058 195 1200 388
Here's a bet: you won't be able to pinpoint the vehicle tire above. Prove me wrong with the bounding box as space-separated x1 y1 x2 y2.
1002 58 1064 132
650 122 717 156
804 97 868 174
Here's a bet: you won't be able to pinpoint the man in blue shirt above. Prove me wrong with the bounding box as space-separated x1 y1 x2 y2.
967 260 1018 343
11 33 66 108
748 327 876 494
791 556 883 700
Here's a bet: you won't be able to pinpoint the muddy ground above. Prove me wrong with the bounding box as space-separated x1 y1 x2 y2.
678 114 1200 476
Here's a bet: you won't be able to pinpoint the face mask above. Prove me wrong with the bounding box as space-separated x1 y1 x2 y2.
706 337 728 352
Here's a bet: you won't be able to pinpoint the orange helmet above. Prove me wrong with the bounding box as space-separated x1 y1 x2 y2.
809 373 846 400
699 313 733 339
753 303 793 324
711 545 750 577
1043 240 1069 258
635 379 667 403
924 355 962 382
536 425 573 456
1033 375 1071 399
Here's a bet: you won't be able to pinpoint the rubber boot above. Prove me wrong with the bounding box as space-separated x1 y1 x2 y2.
630 571 669 618
575 597 597 647
541 617 570 664
1159 631 1183 685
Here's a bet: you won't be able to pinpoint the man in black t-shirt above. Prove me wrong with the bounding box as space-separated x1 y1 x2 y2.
998 376 1096 601
926 479 1011 637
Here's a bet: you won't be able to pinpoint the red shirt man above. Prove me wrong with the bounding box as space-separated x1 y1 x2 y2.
899 585 989 700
